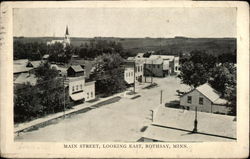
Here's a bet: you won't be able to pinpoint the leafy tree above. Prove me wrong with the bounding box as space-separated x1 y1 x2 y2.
209 63 236 96
178 51 216 88
34 62 59 81
91 54 126 96
14 84 43 123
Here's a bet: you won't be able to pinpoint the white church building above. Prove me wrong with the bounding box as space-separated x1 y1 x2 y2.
47 25 71 47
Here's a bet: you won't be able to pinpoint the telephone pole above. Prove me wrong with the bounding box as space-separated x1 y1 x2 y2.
160 90 163 104
63 76 66 118
133 61 136 93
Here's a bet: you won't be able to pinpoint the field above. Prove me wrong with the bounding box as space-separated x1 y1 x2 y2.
14 36 236 57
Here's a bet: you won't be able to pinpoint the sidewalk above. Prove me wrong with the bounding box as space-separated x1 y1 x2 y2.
14 82 152 134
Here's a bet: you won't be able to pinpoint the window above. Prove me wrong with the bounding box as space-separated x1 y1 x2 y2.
91 92 93 97
72 86 74 92
158 65 160 68
87 92 89 99
199 97 204 105
187 96 192 104
76 85 78 91
80 84 82 90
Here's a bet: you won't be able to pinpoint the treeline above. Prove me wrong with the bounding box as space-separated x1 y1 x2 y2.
14 62 71 123
14 40 134 62
178 50 236 115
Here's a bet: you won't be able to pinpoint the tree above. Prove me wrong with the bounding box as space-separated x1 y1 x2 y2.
209 63 236 115
178 51 216 88
91 54 126 96
209 63 236 96
34 62 59 81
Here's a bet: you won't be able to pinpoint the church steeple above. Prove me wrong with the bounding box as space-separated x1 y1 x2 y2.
64 25 70 46
65 25 69 35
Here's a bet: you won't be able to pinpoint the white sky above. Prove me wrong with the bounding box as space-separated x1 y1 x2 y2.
13 8 236 38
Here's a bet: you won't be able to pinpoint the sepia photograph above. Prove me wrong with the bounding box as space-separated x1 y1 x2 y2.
0 1 249 158
13 7 237 142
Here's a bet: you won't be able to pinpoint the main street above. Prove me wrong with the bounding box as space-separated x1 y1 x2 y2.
15 76 190 142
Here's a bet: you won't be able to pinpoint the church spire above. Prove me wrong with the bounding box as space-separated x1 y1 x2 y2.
65 25 69 35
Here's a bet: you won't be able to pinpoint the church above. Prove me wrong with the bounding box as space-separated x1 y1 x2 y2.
46 26 71 47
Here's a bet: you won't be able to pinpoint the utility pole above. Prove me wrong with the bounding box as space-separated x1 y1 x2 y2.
160 90 163 104
151 60 153 84
133 61 136 93
63 76 66 118
193 107 198 133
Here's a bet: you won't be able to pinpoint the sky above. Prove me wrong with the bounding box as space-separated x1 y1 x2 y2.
13 8 236 38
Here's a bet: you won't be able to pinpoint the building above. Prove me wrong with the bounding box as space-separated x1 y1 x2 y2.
67 65 84 77
124 60 144 84
47 26 71 47
124 61 134 85
144 58 166 77
141 106 236 142
66 65 95 103
150 55 180 75
14 73 37 86
127 52 180 78
180 83 231 115
14 59 42 81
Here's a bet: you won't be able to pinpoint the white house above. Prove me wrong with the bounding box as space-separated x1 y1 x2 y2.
180 83 230 115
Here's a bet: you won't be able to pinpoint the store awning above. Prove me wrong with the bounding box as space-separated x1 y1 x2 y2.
70 92 85 101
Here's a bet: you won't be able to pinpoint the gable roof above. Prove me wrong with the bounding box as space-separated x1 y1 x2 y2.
196 83 221 102
181 83 227 104
68 65 84 72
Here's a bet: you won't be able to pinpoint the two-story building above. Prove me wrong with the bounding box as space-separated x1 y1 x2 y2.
67 65 95 103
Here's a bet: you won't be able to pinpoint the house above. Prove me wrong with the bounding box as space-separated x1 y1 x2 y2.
67 65 84 77
141 106 236 142
180 83 231 115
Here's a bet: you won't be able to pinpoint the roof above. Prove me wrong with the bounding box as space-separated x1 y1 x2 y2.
136 53 145 58
29 61 42 68
150 106 236 139
196 83 221 102
85 81 95 86
143 125 235 142
14 59 32 74
42 54 49 59
145 58 163 65
14 73 37 86
150 55 175 61
181 83 228 104
68 65 84 73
